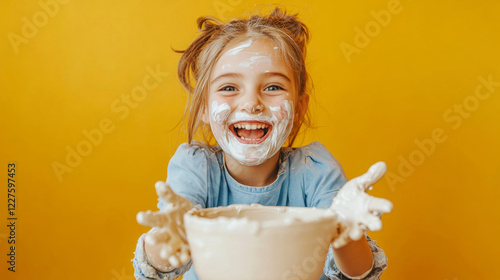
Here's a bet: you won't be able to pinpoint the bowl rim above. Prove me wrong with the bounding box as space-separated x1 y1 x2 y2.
184 204 337 232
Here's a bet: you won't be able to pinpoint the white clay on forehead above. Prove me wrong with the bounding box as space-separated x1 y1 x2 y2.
221 63 232 71
238 56 272 69
209 100 294 166
225 38 253 56
273 46 279 49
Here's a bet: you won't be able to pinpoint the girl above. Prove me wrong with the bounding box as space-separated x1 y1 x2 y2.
133 7 392 280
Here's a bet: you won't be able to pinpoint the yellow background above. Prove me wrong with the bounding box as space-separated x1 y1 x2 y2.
1 0 499 279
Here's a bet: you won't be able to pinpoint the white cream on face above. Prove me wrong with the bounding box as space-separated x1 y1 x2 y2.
221 63 232 71
208 38 296 166
238 56 272 69
225 38 253 56
209 100 294 166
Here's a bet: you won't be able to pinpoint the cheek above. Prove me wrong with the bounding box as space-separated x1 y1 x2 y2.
209 102 231 133
212 107 231 124
270 101 293 122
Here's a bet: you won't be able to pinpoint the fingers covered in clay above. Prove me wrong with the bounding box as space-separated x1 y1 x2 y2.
350 161 387 191
363 214 383 231
155 181 194 212
146 228 172 245
348 225 364 242
330 161 393 248
366 196 393 214
137 210 174 228
332 226 351 249
137 181 195 269
155 181 176 204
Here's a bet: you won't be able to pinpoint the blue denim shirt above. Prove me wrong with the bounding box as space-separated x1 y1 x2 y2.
132 141 388 279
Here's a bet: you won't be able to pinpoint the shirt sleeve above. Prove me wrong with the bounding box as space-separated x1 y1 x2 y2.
323 236 388 280
132 233 192 280
163 142 211 208
299 142 388 279
132 143 211 279
300 141 347 209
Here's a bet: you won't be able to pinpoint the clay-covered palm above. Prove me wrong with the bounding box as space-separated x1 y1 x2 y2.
330 162 393 249
136 181 194 268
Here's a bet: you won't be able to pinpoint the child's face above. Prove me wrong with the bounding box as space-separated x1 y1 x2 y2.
204 38 297 166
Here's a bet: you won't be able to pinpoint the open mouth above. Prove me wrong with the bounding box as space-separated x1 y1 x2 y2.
230 121 272 144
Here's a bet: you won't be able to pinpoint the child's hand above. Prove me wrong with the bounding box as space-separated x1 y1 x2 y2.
136 181 194 269
329 162 393 249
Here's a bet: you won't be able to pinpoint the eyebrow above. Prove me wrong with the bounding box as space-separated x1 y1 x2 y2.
262 72 291 83
211 73 243 84
211 72 292 84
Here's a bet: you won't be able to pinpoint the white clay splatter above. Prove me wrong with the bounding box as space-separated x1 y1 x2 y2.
210 101 231 124
238 56 272 69
136 181 194 269
225 38 253 56
221 63 232 71
209 100 294 166
329 162 393 248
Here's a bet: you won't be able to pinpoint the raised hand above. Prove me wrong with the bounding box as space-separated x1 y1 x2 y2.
136 181 194 269
329 162 393 249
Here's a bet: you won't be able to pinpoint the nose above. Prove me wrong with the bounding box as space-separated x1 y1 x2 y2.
240 88 263 113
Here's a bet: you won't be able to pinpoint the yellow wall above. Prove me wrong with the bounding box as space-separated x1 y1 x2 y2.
1 0 499 279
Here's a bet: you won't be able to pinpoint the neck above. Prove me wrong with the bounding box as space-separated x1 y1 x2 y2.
223 151 281 187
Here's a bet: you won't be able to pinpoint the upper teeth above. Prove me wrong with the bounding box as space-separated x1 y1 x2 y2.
233 123 269 130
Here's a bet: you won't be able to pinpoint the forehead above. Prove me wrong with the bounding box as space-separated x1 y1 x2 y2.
212 37 293 77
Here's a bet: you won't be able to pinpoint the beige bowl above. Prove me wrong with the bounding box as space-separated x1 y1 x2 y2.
184 204 337 280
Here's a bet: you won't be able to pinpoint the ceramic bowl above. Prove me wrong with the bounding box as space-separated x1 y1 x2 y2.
184 204 337 280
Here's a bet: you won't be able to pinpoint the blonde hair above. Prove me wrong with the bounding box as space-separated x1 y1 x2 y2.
177 7 311 146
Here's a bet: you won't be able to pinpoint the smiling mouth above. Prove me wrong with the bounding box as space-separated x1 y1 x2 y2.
230 121 272 144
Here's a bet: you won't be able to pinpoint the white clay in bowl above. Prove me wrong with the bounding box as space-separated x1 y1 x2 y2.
184 204 338 280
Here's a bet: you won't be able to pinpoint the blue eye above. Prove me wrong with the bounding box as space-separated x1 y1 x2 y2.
220 86 237 91
266 85 281 91
265 85 283 91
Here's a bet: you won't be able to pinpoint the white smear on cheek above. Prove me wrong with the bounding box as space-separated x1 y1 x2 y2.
269 104 288 121
209 101 232 150
221 64 232 71
265 100 294 157
209 100 294 167
227 101 293 166
210 101 231 124
225 39 253 56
